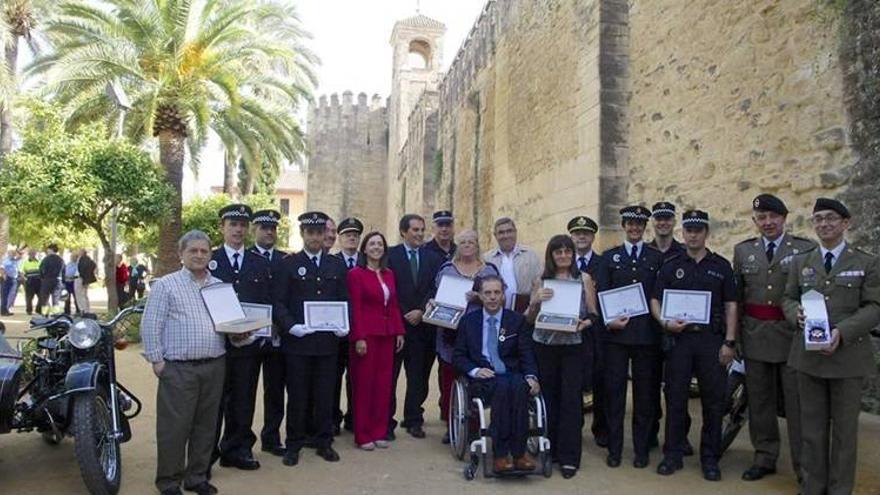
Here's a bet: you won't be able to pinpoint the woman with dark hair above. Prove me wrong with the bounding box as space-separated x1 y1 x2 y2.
347 231 406 450
526 234 598 479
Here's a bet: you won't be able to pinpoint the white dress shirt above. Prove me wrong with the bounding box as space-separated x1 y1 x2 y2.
623 240 644 259
303 248 322 268
224 244 245 270
820 241 847 269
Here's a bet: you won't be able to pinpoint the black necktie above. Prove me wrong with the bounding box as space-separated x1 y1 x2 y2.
409 249 419 284
630 244 638 260
578 256 588 273
263 250 271 261
348 257 355 269
824 252 833 274
766 241 775 262
311 256 318 268
232 252 240 273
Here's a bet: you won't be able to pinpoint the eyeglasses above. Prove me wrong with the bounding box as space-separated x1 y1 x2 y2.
811 214 843 225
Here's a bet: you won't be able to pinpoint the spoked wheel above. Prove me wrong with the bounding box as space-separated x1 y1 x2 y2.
73 391 121 495
721 372 748 455
449 381 469 460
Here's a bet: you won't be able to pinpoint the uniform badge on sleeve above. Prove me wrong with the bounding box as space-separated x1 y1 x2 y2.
675 268 685 279
298 266 307 277
208 260 217 271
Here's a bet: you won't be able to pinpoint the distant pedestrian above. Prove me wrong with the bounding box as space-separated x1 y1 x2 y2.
63 251 80 315
76 249 97 315
1 249 22 315
21 250 41 315
116 254 130 306
37 244 63 315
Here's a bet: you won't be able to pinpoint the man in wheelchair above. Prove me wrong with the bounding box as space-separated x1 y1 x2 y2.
453 275 541 473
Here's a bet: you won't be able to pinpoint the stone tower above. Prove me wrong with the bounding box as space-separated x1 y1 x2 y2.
386 14 446 234
306 92 389 233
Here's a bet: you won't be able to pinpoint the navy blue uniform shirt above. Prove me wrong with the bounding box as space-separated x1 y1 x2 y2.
653 250 737 333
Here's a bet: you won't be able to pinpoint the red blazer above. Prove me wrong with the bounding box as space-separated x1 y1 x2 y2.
347 266 406 340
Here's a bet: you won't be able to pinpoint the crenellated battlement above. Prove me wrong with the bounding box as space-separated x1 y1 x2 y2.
308 91 388 135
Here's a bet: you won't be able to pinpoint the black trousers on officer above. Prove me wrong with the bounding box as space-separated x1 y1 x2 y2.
286 353 337 452
333 337 353 430
389 323 436 430
259 346 286 449
587 329 608 441
534 342 585 468
219 353 262 460
604 342 659 460
470 373 530 459
663 332 726 467
24 277 40 314
36 278 56 314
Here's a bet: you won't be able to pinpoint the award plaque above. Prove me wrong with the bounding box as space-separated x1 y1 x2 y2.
801 290 832 351
535 279 581 332
424 275 473 329
201 283 273 334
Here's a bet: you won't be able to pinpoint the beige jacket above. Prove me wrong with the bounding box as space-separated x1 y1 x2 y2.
483 244 543 295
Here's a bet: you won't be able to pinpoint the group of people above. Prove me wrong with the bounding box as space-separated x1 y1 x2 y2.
141 194 878 495
0 245 98 316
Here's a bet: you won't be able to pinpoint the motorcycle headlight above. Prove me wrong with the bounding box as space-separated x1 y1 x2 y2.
69 319 102 349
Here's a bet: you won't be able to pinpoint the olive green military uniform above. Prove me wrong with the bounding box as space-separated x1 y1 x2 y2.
783 243 880 495
734 233 815 475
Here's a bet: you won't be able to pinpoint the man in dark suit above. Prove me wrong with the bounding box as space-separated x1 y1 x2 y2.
386 213 443 439
249 209 288 457
210 204 272 471
273 211 349 467
453 275 540 472
332 217 364 434
37 243 63 315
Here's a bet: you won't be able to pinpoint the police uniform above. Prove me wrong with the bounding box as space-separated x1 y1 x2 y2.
733 194 815 480
782 198 880 495
273 211 349 464
597 206 664 467
424 210 457 262
249 209 288 455
654 210 737 478
211 204 273 470
331 217 365 433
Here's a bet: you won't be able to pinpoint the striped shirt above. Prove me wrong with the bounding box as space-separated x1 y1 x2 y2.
142 268 227 363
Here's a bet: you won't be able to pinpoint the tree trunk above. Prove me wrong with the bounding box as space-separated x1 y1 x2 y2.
155 130 186 277
223 149 240 199
99 233 118 313
0 36 19 258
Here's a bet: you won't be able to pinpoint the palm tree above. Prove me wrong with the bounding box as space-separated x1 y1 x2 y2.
30 0 317 275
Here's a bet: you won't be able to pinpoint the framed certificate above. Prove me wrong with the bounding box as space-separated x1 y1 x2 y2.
660 289 712 325
424 274 473 329
598 283 649 323
535 279 581 332
241 302 273 338
304 301 349 333
200 283 273 334
801 290 832 351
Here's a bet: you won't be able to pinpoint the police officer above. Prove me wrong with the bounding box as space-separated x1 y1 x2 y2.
249 209 289 457
734 194 815 482
567 216 608 447
424 210 457 262
648 202 686 258
210 204 272 471
273 211 349 466
598 206 664 468
333 216 364 433
783 198 879 495
21 250 41 315
651 210 737 481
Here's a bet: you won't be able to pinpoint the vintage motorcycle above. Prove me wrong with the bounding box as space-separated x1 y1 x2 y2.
0 303 144 495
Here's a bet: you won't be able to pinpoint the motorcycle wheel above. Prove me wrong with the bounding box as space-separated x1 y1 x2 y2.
72 391 121 495
720 372 748 456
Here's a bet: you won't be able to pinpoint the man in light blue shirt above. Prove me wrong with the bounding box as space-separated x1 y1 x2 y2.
1 249 22 315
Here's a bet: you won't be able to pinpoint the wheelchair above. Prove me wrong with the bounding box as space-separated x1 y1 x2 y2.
448 376 552 480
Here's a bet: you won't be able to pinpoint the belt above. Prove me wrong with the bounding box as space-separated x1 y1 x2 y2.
167 356 223 365
744 303 785 321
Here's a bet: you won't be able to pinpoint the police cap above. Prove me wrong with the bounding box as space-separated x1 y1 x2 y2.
567 216 598 234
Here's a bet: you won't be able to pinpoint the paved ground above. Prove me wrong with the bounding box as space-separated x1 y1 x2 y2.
1 294 879 495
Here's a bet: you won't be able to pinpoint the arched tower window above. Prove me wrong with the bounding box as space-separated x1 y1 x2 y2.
407 39 432 69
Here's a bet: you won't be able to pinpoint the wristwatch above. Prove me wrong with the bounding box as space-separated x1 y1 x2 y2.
723 339 736 349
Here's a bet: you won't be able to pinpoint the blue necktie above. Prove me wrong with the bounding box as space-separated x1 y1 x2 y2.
487 316 506 374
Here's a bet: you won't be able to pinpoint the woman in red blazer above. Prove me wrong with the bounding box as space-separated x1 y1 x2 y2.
347 231 406 450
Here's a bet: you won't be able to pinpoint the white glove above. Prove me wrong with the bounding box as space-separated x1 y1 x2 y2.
332 324 349 338
289 324 315 337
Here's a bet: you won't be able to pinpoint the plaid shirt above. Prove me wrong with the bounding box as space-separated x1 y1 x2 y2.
142 268 227 363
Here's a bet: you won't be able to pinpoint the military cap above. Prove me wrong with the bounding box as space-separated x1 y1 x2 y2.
813 197 850 219
651 201 676 218
432 210 454 224
298 211 330 228
567 216 598 234
752 194 788 215
252 209 281 226
620 205 651 222
681 209 710 228
219 204 252 221
337 217 364 235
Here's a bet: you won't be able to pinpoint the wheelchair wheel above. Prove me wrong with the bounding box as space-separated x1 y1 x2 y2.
449 379 469 460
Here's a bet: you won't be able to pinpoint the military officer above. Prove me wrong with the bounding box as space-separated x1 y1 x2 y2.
273 211 349 467
782 198 879 495
424 210 457 262
249 209 289 457
333 216 364 433
733 194 815 482
567 215 608 447
597 206 665 468
651 210 737 481
211 204 272 471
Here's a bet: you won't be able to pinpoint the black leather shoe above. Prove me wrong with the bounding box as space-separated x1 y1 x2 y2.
316 446 340 462
742 465 776 481
385 430 396 442
656 458 683 476
219 455 260 470
561 465 578 479
406 426 426 439
633 456 649 469
261 445 287 457
161 488 183 495
183 481 218 495
683 440 694 457
282 450 299 466
703 465 722 482
606 455 621 468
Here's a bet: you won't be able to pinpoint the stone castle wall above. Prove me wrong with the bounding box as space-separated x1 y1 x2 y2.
396 90 440 221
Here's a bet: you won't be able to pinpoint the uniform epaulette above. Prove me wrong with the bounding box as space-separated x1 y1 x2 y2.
854 246 876 257
644 244 661 252
664 252 683 262
736 237 758 245
793 245 817 256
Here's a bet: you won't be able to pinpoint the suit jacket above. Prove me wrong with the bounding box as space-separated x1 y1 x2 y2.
783 244 880 378
334 251 366 270
453 309 537 378
577 251 604 279
210 247 272 356
39 253 64 281
597 244 664 345
273 251 349 356
77 255 98 285
346 267 406 341
734 233 816 362
386 244 443 317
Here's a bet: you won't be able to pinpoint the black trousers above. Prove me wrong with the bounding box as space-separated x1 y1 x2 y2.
587 329 608 440
470 373 530 459
534 341 585 468
219 352 262 459
389 323 436 430
36 278 56 314
604 342 659 459
259 346 286 449
24 277 40 314
286 353 337 452
653 350 693 451
333 337 353 429
663 332 726 466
